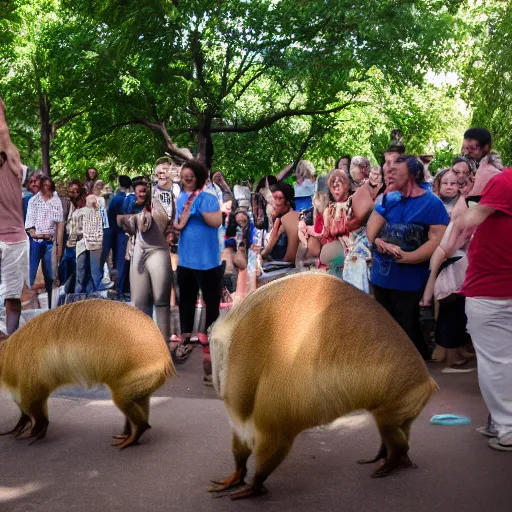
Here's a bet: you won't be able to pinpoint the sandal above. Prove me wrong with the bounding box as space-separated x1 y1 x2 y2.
171 343 193 364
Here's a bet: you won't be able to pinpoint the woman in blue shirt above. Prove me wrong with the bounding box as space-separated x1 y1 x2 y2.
175 159 223 384
367 155 449 359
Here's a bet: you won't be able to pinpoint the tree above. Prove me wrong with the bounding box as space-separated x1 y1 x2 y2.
464 1 512 163
0 0 98 175
71 0 465 169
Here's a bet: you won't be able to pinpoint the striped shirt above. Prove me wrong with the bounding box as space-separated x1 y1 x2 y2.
25 192 63 238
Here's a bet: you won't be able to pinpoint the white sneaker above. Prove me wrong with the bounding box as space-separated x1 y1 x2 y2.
488 438 512 451
442 365 476 374
476 425 498 438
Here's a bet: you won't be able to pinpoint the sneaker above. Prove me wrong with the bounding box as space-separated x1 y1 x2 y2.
488 437 512 451
442 365 476 374
441 359 476 373
476 425 498 438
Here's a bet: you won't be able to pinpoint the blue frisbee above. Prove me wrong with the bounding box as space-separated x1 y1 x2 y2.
430 414 471 426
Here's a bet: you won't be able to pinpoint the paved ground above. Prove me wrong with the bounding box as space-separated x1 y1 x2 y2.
1 349 510 512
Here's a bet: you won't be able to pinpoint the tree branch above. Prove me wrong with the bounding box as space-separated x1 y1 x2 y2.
233 66 268 101
53 110 86 131
210 98 358 134
219 42 233 100
190 30 208 93
226 53 257 97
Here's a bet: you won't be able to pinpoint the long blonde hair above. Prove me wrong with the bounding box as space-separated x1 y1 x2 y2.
295 160 316 185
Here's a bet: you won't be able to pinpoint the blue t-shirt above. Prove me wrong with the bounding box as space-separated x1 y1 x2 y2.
177 191 220 270
370 191 450 292
23 193 34 221
107 191 127 232
120 194 144 215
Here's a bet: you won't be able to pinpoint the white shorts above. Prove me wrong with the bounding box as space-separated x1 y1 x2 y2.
0 240 29 300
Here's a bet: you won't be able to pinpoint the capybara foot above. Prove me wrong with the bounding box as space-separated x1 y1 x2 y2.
371 454 417 478
358 456 385 465
0 413 31 437
112 423 150 449
28 422 49 446
112 435 129 440
209 469 245 493
229 484 268 500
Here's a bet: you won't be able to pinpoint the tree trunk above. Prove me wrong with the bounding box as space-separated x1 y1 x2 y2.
39 93 51 177
196 112 214 169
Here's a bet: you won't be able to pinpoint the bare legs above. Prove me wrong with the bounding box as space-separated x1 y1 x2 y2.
5 298 21 335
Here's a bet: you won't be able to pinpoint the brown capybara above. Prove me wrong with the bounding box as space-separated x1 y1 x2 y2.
0 300 176 448
209 273 438 499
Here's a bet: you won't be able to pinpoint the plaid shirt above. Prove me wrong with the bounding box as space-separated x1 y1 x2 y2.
25 192 64 238
69 207 103 254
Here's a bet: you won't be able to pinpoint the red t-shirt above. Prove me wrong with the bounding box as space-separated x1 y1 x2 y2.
462 168 512 298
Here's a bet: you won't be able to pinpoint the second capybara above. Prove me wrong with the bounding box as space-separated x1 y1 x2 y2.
0 299 176 448
209 273 438 498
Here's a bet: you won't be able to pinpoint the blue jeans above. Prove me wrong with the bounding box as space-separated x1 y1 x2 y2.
115 232 129 293
76 249 104 293
29 238 54 298
58 246 77 293
101 228 114 270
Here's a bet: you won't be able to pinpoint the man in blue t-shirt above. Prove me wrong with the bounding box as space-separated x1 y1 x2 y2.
367 155 449 359
101 175 132 294
116 179 148 297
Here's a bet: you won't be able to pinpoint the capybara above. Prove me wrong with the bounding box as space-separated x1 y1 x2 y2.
0 300 176 448
209 273 438 498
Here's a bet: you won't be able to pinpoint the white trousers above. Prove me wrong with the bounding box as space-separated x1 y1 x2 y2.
466 297 512 442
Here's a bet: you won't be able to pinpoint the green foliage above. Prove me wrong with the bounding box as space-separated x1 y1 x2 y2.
464 0 512 164
1 0 476 185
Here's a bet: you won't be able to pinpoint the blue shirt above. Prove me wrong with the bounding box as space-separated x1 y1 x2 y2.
120 194 144 215
177 191 220 270
370 191 450 292
23 193 33 221
107 191 127 232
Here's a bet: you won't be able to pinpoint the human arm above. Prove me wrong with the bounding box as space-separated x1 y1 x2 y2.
281 213 300 263
420 244 448 306
260 218 282 258
440 205 496 257
202 210 222 228
366 209 386 243
0 97 22 179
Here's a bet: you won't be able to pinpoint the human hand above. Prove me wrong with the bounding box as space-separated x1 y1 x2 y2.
375 238 401 258
419 296 432 307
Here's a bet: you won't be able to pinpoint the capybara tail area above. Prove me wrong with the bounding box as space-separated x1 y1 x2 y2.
112 365 169 403
372 377 437 430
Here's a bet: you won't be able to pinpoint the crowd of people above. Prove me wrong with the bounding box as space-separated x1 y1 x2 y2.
1 95 511 452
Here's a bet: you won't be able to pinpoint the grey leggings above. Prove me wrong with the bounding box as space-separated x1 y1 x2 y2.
130 244 172 341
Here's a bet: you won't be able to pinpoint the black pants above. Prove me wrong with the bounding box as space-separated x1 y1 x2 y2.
373 284 430 360
177 265 223 335
435 296 468 349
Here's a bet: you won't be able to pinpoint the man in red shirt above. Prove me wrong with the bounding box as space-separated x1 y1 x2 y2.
0 97 29 335
443 168 512 451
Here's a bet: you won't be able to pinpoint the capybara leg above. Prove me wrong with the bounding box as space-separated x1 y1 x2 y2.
0 412 31 437
209 432 252 493
357 441 387 465
26 400 49 445
229 434 293 500
371 424 410 478
112 418 132 440
111 395 150 449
